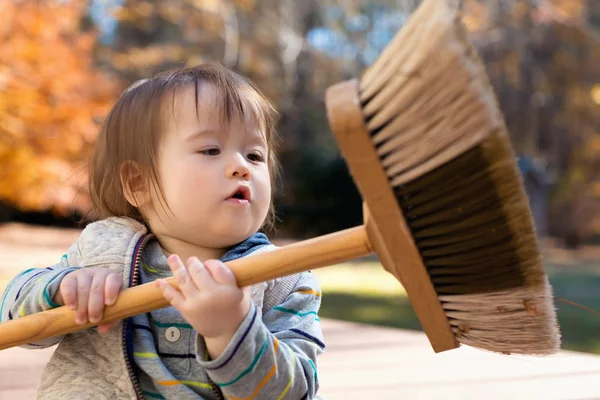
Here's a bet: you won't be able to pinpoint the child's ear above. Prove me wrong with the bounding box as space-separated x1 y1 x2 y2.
120 161 151 208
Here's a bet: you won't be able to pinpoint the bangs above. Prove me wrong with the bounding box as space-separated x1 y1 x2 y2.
162 65 277 143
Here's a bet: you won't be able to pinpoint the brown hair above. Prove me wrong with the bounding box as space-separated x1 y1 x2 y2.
88 63 280 230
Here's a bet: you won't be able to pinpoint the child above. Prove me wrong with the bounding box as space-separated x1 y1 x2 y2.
0 64 324 400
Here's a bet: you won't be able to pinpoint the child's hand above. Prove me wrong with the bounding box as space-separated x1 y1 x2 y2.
156 255 251 358
54 268 123 334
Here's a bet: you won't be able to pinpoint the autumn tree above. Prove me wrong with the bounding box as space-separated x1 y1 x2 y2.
462 0 600 244
0 0 118 217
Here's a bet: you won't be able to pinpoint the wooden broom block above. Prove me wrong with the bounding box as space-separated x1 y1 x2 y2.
326 78 458 353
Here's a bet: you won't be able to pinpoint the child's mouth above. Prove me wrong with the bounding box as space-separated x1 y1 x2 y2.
226 186 251 204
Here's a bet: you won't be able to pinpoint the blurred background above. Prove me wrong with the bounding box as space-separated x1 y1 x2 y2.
0 0 599 355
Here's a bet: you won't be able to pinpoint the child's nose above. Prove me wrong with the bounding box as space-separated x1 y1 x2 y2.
227 154 250 179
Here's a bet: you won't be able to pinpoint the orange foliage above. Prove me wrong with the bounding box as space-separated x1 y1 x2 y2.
0 0 118 214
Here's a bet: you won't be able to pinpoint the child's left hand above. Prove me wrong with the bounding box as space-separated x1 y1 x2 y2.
156 255 250 359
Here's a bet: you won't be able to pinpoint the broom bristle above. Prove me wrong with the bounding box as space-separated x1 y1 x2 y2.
358 0 560 354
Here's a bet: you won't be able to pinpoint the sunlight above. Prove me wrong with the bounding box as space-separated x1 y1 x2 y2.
592 84 600 105
312 262 407 297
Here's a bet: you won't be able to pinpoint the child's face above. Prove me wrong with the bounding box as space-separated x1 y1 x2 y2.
145 85 272 250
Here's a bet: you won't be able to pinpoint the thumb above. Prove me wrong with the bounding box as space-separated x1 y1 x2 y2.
204 260 237 286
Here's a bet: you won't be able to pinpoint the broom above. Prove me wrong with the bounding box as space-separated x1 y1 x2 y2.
324 0 559 354
0 0 559 355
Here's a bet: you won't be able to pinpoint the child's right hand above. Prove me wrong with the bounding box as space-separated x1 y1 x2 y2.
54 268 123 334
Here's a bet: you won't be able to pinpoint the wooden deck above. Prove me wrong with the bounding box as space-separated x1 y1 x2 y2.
1 223 600 399
1 318 600 399
319 319 600 399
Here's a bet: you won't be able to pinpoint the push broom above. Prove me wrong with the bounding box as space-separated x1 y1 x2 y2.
0 0 559 355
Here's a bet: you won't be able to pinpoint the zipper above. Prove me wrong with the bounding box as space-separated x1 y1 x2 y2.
208 375 225 400
123 233 153 400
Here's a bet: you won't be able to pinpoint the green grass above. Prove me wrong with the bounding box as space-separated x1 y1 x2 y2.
546 264 600 354
313 260 600 355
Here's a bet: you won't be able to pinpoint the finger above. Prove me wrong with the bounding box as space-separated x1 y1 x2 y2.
167 255 198 297
60 274 78 311
88 273 107 324
168 255 194 296
75 274 92 324
187 257 217 292
204 260 237 287
104 273 122 306
97 321 119 335
156 279 185 309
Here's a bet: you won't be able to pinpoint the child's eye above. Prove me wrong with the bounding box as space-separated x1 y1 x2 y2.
200 148 221 156
247 152 265 162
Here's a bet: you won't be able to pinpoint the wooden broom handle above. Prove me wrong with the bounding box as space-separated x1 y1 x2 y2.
0 226 373 351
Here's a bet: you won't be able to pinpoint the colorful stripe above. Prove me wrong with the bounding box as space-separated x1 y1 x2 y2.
42 268 77 309
157 352 195 359
272 306 319 321
17 274 47 317
2 256 76 322
148 314 193 329
151 320 193 329
208 306 257 370
0 269 26 319
42 288 57 308
133 325 194 360
13 270 45 302
289 328 325 350
134 352 159 359
141 261 158 274
228 338 280 400
219 337 268 387
295 289 321 297
133 324 153 335
156 380 212 389
308 358 318 383
141 391 165 399
276 343 295 400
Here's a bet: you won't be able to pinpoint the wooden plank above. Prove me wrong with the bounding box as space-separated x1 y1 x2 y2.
318 320 600 399
1 320 600 399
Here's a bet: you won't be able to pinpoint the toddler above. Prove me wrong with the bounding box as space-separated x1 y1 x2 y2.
1 64 324 400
